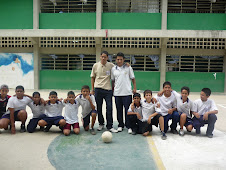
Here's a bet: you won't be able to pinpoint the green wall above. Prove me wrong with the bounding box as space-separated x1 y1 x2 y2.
0 0 33 29
168 13 226 30
102 13 161 29
39 13 96 29
166 72 225 92
40 70 160 91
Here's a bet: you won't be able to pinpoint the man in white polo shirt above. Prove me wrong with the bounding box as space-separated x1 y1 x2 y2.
91 51 118 133
111 52 136 133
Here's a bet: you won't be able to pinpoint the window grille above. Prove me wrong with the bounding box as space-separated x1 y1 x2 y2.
168 0 226 13
102 37 160 48
167 38 225 49
41 54 96 70
166 55 223 72
0 37 33 48
103 0 161 13
39 37 96 48
40 0 96 13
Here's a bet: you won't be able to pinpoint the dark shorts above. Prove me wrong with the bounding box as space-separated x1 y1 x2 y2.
1 110 22 121
42 116 64 126
184 117 193 127
83 110 97 128
141 114 162 133
64 123 79 130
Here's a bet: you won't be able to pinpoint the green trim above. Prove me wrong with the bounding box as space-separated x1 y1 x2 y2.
166 72 225 92
0 0 33 29
167 13 226 30
102 13 161 29
39 13 96 29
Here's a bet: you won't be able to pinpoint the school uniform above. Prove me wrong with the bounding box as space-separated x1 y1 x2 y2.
63 100 80 130
76 94 97 128
172 91 194 127
27 102 46 133
156 93 179 133
127 103 142 133
0 94 11 118
192 99 218 135
111 64 135 128
2 96 32 120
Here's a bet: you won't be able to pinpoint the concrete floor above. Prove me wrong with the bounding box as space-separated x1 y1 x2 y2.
0 90 225 170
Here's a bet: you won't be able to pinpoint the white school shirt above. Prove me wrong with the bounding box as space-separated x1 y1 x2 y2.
128 104 143 121
28 102 45 118
192 99 218 116
63 100 79 124
155 93 177 116
111 65 135 96
76 94 96 118
172 91 193 118
140 100 161 122
6 96 32 112
45 101 64 117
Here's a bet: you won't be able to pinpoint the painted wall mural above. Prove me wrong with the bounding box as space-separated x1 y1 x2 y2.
0 53 34 89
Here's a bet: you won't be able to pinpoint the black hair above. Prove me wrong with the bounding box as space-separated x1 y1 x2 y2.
133 93 141 99
49 91 57 96
0 84 8 89
181 86 190 95
201 88 211 96
68 91 75 96
81 85 90 92
16 85 24 91
116 52 125 59
33 92 40 97
163 81 171 88
144 89 152 97
101 51 108 56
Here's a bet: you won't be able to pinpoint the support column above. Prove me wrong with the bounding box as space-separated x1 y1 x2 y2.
33 0 40 29
95 38 102 62
160 38 167 89
96 0 102 30
32 38 40 90
224 50 226 93
161 0 168 30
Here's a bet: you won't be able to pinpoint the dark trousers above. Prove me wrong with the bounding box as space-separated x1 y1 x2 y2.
192 114 217 135
115 95 132 128
128 115 143 133
163 111 180 133
27 114 46 133
95 88 113 129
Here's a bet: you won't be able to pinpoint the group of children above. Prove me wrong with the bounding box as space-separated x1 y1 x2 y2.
0 82 218 140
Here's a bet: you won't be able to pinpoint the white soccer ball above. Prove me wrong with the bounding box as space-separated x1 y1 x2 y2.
101 131 112 143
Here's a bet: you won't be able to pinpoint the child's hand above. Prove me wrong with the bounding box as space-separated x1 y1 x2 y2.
168 109 173 114
85 95 91 101
40 98 45 104
157 90 164 97
203 112 209 120
152 97 157 104
11 126 16 134
156 102 160 108
136 113 142 120
193 112 200 118
147 116 153 124
130 102 135 111
64 98 68 103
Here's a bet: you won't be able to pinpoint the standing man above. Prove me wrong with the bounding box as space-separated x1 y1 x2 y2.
111 52 136 133
91 51 118 133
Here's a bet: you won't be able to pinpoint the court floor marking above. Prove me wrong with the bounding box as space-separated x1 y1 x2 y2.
217 104 226 109
147 136 165 170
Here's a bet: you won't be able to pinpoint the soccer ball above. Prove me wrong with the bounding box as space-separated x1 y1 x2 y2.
101 131 112 143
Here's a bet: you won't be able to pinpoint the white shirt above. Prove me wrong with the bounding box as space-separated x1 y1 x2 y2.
28 102 45 118
6 96 32 112
128 104 142 120
141 100 161 122
63 100 79 124
193 99 218 116
111 65 135 96
172 91 193 118
155 93 177 116
45 101 64 117
76 94 96 118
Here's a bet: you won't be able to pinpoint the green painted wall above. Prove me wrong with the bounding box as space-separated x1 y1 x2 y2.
40 70 160 91
166 72 225 92
0 0 33 29
39 13 96 29
168 13 226 30
102 13 161 29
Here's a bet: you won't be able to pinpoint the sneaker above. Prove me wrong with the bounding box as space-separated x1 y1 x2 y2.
20 124 26 133
161 132 167 140
109 128 118 133
117 127 123 132
97 125 104 131
207 134 213 138
132 131 137 135
196 128 201 134
90 128 96 135
171 129 178 134
44 124 52 132
179 129 185 136
128 128 132 134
